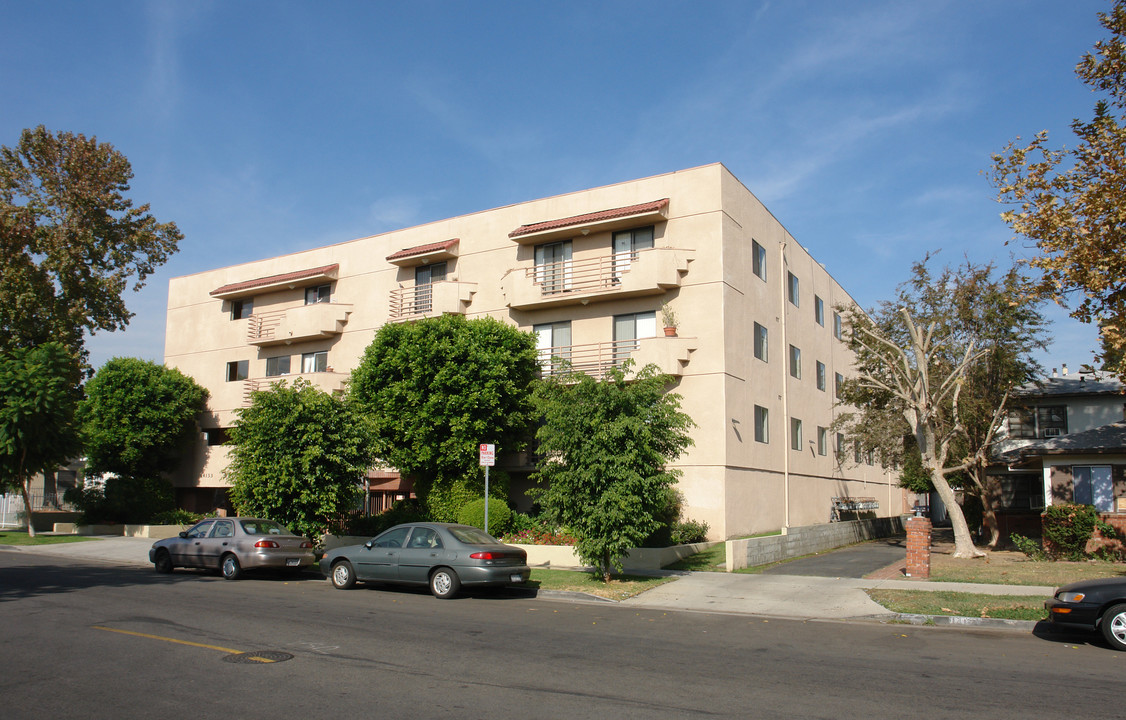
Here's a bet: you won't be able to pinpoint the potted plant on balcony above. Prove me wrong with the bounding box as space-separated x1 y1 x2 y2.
660 302 678 337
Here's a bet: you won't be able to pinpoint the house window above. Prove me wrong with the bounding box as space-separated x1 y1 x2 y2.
205 427 232 446
754 405 769 444
414 262 447 313
613 312 657 363
789 345 801 379
753 322 768 362
266 355 291 377
817 427 828 456
1073 466 1114 511
790 418 803 450
836 433 846 457
752 240 766 281
833 311 843 340
787 271 799 307
226 360 248 382
535 321 572 373
301 351 328 373
816 361 826 391
854 441 863 464
231 298 253 320
835 372 844 399
305 284 331 305
612 226 654 279
1007 405 1068 439
534 240 572 294
814 296 824 326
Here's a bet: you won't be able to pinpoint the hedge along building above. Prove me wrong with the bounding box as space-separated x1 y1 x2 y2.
164 163 904 539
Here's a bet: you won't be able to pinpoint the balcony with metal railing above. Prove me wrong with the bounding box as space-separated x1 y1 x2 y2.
502 247 693 311
387 281 477 322
247 302 353 347
241 371 350 405
538 336 696 379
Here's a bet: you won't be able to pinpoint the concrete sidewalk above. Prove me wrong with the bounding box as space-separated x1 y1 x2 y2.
1 536 1054 629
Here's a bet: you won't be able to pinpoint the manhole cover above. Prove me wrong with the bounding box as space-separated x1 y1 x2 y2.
223 650 293 664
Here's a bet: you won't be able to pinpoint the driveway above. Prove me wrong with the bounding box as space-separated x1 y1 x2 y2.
761 535 906 578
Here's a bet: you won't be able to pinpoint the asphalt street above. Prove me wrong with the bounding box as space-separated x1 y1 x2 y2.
1 550 1122 719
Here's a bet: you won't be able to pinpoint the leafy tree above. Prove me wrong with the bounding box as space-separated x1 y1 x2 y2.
349 315 539 521
530 361 695 581
990 1 1126 379
0 343 82 536
227 379 374 540
835 258 1046 557
79 357 208 480
0 126 181 366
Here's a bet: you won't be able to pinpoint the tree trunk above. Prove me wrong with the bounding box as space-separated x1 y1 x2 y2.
19 477 35 538
975 469 1002 550
927 470 982 558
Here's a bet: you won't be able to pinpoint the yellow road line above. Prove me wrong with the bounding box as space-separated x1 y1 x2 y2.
92 625 244 655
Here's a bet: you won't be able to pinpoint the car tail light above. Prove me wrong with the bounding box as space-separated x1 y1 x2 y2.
470 552 502 560
255 540 280 548
300 541 313 548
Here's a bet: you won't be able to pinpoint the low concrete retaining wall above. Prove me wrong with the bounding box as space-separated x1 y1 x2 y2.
322 535 712 571
51 523 187 538
52 523 123 536
726 516 908 572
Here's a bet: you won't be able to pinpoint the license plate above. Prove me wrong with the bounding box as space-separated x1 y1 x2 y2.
510 573 525 583
286 558 301 567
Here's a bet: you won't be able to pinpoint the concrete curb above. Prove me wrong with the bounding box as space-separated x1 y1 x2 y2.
880 613 1039 631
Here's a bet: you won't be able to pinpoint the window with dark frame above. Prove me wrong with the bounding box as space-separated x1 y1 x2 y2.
790 417 802 450
833 311 843 340
305 284 331 305
752 239 766 281
301 351 328 373
787 271 799 307
817 427 828 456
754 322 768 361
226 360 248 382
816 361 826 391
814 295 824 326
266 355 291 377
754 405 769 443
231 298 253 320
789 344 801 379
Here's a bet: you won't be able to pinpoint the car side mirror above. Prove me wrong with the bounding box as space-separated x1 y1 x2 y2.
179 531 189 539
364 541 373 549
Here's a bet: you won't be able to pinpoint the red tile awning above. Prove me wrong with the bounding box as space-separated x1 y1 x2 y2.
509 198 669 241
385 238 460 266
210 263 340 299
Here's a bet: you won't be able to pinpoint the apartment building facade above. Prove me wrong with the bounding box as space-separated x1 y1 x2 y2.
164 163 903 539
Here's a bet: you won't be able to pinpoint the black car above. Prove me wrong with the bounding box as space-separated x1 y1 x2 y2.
1045 578 1126 650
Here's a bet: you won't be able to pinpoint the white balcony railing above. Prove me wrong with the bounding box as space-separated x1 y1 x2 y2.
538 336 695 379
241 372 349 405
247 303 352 346
387 281 476 321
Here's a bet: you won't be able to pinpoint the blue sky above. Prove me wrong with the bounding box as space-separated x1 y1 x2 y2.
1 0 1111 373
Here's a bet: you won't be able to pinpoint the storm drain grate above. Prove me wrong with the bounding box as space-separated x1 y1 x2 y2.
223 650 294 664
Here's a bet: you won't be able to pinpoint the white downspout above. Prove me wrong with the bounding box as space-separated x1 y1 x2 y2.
780 241 790 531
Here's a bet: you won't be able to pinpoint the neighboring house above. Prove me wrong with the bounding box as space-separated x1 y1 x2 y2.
991 369 1126 532
164 163 903 539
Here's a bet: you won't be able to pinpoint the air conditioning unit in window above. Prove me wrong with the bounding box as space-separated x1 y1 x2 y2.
1042 427 1063 438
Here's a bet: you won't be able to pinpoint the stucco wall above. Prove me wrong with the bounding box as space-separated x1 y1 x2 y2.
726 516 907 571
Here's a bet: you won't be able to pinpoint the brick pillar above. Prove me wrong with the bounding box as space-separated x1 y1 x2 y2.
905 516 932 579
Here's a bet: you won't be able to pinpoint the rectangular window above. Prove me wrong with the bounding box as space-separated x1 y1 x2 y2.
789 345 801 379
754 405 769 443
613 311 657 363
205 428 231 446
265 355 291 377
301 351 327 373
817 427 828 456
787 271 799 307
226 360 248 382
1037 406 1067 437
231 298 253 320
752 239 766 281
534 240 573 294
836 433 846 457
534 321 572 373
833 311 843 340
612 226 655 279
1073 466 1114 511
790 418 803 451
854 441 863 464
305 284 331 305
835 372 844 399
753 322 768 362
814 296 824 326
1006 408 1036 439
816 361 826 391
414 262 448 313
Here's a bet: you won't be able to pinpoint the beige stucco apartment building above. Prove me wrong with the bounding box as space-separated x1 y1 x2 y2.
164 163 905 539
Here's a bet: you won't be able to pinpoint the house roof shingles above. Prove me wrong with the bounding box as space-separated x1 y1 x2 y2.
385 239 459 262
210 263 340 297
509 198 670 238
999 421 1126 464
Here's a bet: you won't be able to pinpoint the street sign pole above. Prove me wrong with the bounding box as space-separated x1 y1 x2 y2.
479 444 495 534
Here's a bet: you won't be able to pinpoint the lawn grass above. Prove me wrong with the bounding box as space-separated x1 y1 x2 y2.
0 531 94 546
527 568 676 600
929 551 1126 587
866 589 1048 621
667 542 726 572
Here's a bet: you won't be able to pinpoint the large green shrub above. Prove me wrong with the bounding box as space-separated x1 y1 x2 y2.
343 500 429 538
1041 503 1117 560
65 475 175 525
457 498 512 536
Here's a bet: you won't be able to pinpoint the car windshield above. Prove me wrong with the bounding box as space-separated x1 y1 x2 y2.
239 520 291 536
448 526 500 545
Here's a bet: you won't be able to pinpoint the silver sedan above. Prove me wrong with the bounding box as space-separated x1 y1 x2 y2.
320 522 531 599
149 517 316 580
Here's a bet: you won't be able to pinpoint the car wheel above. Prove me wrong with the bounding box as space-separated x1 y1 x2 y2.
153 550 173 574
429 567 461 599
220 553 242 581
330 560 356 589
1100 603 1126 651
